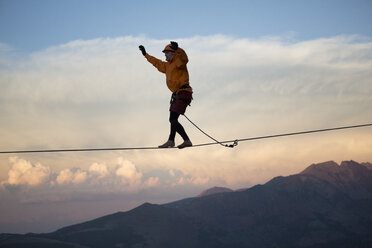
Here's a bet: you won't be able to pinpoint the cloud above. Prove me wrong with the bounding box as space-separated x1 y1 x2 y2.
89 162 109 178
0 42 16 67
1 34 371 192
55 159 145 190
175 176 209 186
115 158 143 188
191 176 209 185
1 156 214 194
56 168 87 185
145 177 160 188
2 157 50 186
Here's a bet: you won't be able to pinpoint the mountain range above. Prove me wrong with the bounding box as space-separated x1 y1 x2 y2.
1 160 372 248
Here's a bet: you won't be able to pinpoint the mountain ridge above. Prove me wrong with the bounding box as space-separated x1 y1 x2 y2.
1 160 372 248
197 186 233 197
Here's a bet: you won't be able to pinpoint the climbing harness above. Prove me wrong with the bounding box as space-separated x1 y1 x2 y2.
171 84 193 105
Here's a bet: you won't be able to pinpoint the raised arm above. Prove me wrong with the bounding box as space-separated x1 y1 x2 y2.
145 54 166 73
139 45 166 73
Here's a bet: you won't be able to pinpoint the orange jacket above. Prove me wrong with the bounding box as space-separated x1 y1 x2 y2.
145 47 192 93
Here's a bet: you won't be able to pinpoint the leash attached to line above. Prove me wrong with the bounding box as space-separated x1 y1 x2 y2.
183 114 238 148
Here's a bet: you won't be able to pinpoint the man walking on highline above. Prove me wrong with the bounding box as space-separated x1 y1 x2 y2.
139 41 193 149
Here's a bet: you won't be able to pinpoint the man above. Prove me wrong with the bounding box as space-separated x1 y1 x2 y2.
139 41 193 149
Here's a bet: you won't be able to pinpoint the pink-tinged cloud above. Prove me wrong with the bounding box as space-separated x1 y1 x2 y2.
89 162 109 178
56 168 87 185
115 158 143 188
2 157 50 186
145 177 160 187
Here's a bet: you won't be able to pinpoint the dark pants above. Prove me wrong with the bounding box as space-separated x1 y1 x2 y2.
168 111 189 141
170 91 192 115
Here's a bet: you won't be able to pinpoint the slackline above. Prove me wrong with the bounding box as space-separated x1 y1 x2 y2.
0 122 371 154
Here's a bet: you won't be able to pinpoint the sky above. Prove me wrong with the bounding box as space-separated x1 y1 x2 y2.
0 0 372 234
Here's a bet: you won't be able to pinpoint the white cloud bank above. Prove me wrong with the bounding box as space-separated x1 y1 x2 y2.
1 156 208 194
115 158 143 189
1 35 371 142
3 157 50 186
56 168 87 185
89 162 109 178
1 34 372 192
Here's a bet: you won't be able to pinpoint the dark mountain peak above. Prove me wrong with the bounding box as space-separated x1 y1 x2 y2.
362 162 372 170
340 160 360 167
197 186 233 197
299 160 372 198
300 160 371 183
339 160 371 179
300 160 339 176
135 202 157 210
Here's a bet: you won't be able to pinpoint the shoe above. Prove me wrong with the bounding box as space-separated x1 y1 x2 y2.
158 140 175 148
177 140 192 149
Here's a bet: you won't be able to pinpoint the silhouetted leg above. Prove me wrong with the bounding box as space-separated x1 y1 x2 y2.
169 111 189 141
